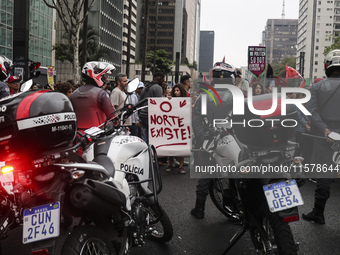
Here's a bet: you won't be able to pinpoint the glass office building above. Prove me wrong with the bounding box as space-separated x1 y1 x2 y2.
0 0 54 67
0 0 14 59
89 0 124 73
29 0 54 66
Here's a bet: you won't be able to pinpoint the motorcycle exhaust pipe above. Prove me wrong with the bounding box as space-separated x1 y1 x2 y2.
69 179 126 214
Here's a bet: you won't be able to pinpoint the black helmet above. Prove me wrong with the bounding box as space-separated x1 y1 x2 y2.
0 55 12 81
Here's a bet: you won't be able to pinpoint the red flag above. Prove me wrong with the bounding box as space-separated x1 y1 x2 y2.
285 65 305 88
203 75 209 82
222 56 225 63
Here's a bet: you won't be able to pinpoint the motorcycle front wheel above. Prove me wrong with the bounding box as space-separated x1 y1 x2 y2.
146 204 173 244
61 225 116 255
209 178 239 220
250 212 297 255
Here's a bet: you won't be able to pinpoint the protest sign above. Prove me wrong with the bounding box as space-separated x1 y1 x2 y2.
47 66 55 87
248 46 266 77
148 97 192 157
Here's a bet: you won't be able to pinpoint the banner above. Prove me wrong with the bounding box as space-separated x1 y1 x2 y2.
248 46 266 78
285 65 305 88
47 66 54 87
148 97 192 157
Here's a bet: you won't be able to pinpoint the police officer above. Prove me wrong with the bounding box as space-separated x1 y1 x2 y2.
190 62 237 219
0 55 12 99
70 62 116 133
302 49 340 224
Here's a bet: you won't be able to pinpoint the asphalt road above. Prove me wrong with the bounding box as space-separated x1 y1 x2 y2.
2 164 340 255
129 165 340 255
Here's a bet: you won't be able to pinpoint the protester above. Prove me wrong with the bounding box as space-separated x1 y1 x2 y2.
136 81 145 100
180 75 192 97
138 72 164 144
165 84 187 174
235 68 249 95
252 82 265 95
55 82 74 98
126 84 140 137
70 61 116 133
6 76 21 94
302 49 340 224
110 73 132 126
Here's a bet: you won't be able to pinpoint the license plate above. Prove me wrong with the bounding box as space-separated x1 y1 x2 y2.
263 180 304 213
22 202 60 244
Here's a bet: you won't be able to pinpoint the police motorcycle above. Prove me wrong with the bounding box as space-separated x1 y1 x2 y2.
0 78 172 254
196 92 305 255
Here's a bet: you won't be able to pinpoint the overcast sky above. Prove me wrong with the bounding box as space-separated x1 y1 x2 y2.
200 0 299 68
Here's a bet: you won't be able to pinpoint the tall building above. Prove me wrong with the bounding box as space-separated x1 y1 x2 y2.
135 0 200 74
122 0 137 75
199 31 214 73
297 0 337 81
56 0 124 81
0 0 14 59
0 0 55 67
262 19 298 64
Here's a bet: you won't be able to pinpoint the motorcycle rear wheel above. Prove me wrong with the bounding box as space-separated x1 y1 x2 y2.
251 213 297 255
209 179 239 219
61 225 116 255
147 204 173 244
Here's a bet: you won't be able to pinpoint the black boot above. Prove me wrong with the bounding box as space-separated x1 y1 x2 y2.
302 210 325 224
302 200 326 224
190 199 205 219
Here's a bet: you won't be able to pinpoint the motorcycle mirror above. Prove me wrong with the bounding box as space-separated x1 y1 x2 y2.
20 79 33 92
126 78 140 93
104 121 114 135
332 151 340 165
328 132 340 141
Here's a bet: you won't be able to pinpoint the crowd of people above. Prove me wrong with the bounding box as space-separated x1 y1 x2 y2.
1 50 340 226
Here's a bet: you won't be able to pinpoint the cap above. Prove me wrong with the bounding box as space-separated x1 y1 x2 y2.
7 76 20 83
137 82 145 88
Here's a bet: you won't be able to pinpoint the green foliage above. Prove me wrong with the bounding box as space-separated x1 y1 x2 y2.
271 57 296 77
182 58 197 70
146 49 174 74
189 60 198 70
324 36 340 55
53 26 109 66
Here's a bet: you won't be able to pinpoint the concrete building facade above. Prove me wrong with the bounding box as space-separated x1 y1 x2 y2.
296 0 338 81
262 19 298 64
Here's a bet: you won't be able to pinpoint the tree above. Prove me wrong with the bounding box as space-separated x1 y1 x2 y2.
324 35 340 55
146 49 174 75
271 57 296 77
43 0 96 83
53 26 109 68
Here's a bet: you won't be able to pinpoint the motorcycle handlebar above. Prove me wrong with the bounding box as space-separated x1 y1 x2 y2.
302 132 340 141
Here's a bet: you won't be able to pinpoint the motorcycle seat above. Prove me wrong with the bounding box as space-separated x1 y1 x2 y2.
93 154 115 177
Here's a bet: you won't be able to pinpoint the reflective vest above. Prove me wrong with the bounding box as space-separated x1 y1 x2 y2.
71 85 107 131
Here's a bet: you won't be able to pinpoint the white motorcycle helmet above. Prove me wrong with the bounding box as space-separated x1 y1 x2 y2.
212 62 237 85
324 49 340 77
82 61 116 87
0 55 12 81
